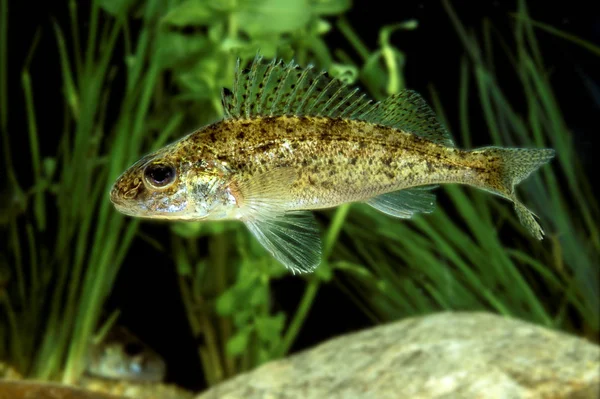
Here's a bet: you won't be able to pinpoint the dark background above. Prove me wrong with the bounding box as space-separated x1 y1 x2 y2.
4 0 600 391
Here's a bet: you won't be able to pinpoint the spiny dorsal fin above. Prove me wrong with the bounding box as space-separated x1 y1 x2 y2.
222 54 454 147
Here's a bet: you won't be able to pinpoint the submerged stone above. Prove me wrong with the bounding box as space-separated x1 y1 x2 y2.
0 380 124 399
196 311 600 399
0 365 194 399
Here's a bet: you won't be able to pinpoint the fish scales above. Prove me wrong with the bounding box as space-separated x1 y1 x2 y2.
189 116 484 209
110 55 555 273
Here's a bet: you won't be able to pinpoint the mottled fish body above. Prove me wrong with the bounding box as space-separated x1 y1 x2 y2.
110 55 554 273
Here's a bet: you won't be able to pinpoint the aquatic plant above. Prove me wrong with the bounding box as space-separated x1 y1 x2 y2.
0 0 356 384
334 0 599 341
0 0 597 392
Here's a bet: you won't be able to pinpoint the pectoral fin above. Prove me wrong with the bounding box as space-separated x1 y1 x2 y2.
245 211 322 274
234 167 298 217
366 187 437 218
235 168 322 273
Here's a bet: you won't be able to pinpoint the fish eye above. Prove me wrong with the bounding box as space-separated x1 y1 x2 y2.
144 163 176 188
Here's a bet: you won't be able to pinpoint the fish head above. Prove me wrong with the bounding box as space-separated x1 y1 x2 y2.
110 148 190 219
110 140 236 220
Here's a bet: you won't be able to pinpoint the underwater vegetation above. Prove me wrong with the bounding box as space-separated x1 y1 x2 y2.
1 0 598 392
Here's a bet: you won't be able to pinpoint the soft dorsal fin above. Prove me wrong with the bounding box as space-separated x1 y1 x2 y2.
359 91 455 147
221 54 454 147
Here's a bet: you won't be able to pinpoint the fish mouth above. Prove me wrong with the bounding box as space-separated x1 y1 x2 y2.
111 199 199 220
109 183 124 205
110 200 140 217
110 195 124 208
109 186 142 217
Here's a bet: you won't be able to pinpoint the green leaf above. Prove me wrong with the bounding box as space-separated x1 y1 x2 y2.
98 0 138 16
42 157 56 180
328 63 358 84
233 309 252 327
0 183 27 224
315 261 333 281
226 325 253 356
171 222 204 238
157 32 211 69
315 18 332 35
238 0 311 36
173 240 193 276
255 312 285 342
215 288 237 316
161 0 227 27
310 0 351 15
249 284 268 307
171 220 239 239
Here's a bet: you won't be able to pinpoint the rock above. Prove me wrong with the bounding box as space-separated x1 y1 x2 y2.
196 312 600 399
79 377 195 399
0 380 124 399
0 363 22 380
0 363 194 399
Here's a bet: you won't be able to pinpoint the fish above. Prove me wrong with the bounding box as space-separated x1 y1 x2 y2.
86 326 166 383
110 55 555 273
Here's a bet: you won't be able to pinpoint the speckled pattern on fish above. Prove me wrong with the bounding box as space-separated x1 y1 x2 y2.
110 55 554 273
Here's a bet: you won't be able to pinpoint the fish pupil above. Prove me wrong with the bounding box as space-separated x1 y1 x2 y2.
145 163 175 187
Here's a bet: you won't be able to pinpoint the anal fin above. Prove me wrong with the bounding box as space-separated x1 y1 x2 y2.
366 186 437 219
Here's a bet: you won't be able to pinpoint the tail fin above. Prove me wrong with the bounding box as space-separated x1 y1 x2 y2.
477 147 555 240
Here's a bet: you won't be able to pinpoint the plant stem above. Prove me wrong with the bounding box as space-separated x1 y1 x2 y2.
275 279 319 358
276 204 351 357
337 17 370 61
